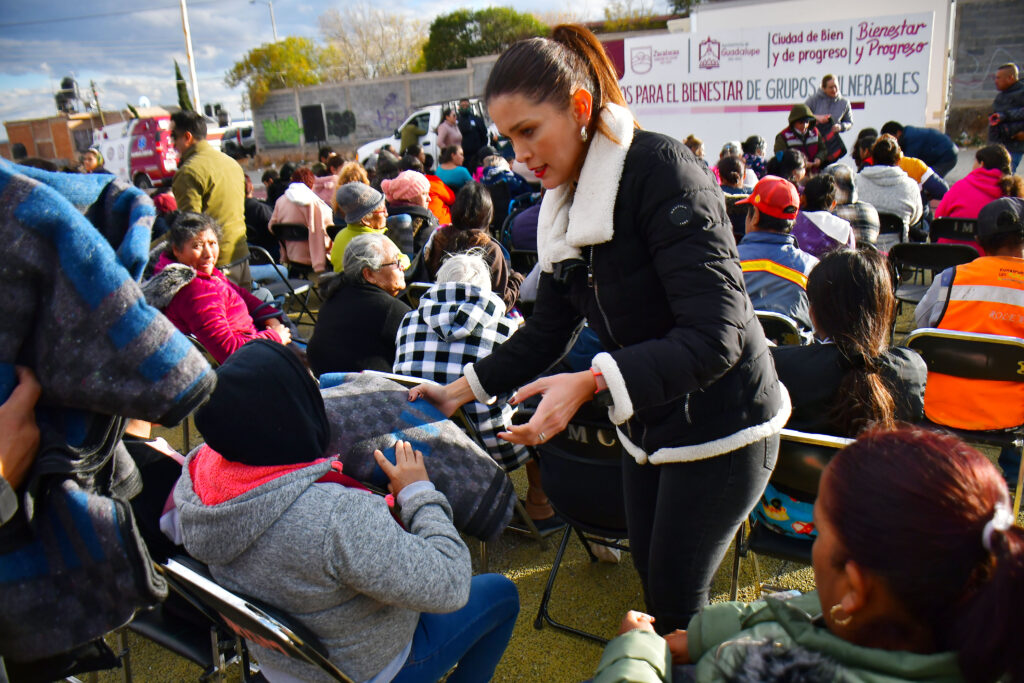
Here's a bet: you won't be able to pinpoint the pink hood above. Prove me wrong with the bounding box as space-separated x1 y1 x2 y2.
935 167 1005 220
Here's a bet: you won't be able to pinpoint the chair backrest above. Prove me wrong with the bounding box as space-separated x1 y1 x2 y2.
930 217 977 243
162 557 354 683
771 429 854 500
272 222 311 243
877 212 906 234
887 243 979 275
755 310 803 346
485 182 512 237
402 281 433 309
510 249 538 275
905 328 1024 383
534 403 626 536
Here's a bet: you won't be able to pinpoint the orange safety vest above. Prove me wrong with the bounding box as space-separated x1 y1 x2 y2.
926 256 1024 430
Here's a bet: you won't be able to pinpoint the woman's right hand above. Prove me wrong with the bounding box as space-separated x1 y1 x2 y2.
267 319 292 345
407 377 473 418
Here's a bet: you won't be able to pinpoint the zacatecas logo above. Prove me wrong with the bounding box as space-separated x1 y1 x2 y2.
698 37 721 69
631 47 652 74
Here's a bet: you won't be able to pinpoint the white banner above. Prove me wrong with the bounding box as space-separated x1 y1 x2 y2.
619 12 935 163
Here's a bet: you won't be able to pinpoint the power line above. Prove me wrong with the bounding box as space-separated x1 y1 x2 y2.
0 1 221 29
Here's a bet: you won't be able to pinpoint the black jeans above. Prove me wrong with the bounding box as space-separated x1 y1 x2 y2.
621 433 779 634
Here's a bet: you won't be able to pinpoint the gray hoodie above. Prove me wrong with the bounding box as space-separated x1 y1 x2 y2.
855 165 924 230
175 454 471 682
804 88 853 132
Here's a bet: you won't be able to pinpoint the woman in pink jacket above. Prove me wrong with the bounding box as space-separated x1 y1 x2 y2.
269 167 334 277
936 145 1024 219
154 213 291 364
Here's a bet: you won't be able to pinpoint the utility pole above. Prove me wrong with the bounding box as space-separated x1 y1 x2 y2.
179 0 202 113
250 0 278 42
90 80 105 125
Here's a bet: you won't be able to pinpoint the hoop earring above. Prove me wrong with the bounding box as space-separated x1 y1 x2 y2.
580 125 588 143
829 603 853 626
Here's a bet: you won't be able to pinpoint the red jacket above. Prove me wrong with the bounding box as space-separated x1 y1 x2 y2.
155 252 282 363
426 174 454 225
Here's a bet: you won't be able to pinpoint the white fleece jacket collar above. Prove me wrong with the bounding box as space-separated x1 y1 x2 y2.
537 103 636 272
284 182 320 206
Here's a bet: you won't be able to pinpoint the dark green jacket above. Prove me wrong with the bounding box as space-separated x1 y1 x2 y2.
172 140 248 266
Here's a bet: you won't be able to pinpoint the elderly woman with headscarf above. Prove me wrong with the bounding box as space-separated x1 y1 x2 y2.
175 339 519 683
309 233 412 376
268 167 334 277
381 170 439 258
149 212 291 364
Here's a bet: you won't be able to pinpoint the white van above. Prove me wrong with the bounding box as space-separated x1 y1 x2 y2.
356 99 496 166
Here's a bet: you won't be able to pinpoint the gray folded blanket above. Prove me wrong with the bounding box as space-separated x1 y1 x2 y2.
321 373 515 542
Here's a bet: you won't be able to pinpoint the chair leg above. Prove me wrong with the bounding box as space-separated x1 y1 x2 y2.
729 522 745 601
534 526 608 644
1013 443 1024 519
478 540 488 574
507 498 546 547
574 527 598 562
182 418 190 453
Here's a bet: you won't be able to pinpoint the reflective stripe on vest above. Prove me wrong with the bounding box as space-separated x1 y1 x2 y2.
925 257 1024 430
740 259 809 289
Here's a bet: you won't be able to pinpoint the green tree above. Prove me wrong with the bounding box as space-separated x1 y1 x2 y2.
174 60 194 111
668 0 700 15
225 36 325 108
422 8 548 72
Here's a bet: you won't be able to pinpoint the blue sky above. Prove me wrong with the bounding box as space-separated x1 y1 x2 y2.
0 0 618 133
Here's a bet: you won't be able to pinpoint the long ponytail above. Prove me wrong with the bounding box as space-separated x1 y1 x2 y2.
806 249 896 435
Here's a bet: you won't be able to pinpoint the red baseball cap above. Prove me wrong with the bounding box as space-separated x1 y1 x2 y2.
736 175 800 220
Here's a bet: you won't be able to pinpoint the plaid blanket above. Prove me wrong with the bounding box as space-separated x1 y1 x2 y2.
394 282 528 471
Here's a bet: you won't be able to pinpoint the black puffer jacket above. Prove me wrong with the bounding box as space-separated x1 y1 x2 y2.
472 130 787 463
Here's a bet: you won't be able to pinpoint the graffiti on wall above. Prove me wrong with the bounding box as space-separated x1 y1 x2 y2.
375 92 410 133
263 117 303 145
326 110 357 139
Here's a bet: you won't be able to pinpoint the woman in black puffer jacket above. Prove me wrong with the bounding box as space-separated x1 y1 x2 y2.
410 25 788 633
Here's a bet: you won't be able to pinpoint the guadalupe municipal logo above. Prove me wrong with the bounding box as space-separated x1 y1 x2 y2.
631 47 652 74
698 37 721 69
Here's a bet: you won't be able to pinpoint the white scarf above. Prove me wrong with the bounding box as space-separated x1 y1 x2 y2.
537 103 636 272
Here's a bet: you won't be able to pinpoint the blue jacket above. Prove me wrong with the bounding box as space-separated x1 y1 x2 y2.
738 232 819 331
900 126 958 169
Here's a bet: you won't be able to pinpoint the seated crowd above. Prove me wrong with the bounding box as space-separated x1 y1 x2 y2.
3 67 1024 683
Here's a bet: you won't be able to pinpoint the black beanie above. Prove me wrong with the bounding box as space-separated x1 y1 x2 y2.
194 340 329 466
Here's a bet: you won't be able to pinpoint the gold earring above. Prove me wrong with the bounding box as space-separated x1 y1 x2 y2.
829 603 853 626
580 125 588 142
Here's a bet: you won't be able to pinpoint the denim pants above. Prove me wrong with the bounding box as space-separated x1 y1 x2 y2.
621 434 779 634
392 573 519 683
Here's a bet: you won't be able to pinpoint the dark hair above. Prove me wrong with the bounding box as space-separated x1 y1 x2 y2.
746 205 795 233
244 174 254 194
375 152 400 183
721 639 838 683
399 154 424 173
318 146 334 161
821 74 835 88
853 128 878 169
327 155 344 173
484 24 628 146
742 135 765 156
451 182 493 231
167 211 222 253
973 144 1024 198
823 427 1023 683
290 167 315 189
19 157 58 171
423 153 435 172
170 110 207 140
439 145 460 164
806 249 895 434
261 169 279 186
406 143 422 158
767 149 805 184
879 120 903 137
871 135 902 166
803 175 837 211
718 155 745 187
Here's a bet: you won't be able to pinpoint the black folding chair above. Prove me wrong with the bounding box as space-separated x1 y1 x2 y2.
485 181 512 239
929 217 978 246
730 429 853 600
401 281 433 309
248 244 318 325
755 310 805 346
905 328 1024 518
887 242 979 306
510 249 538 276
877 211 907 248
158 556 355 682
532 407 629 644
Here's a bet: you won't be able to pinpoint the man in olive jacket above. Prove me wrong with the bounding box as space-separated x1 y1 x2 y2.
171 110 251 287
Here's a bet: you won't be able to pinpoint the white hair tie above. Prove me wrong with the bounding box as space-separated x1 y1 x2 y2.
982 501 1015 553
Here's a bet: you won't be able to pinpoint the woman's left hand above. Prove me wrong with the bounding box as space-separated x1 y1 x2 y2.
831 123 841 134
499 370 595 445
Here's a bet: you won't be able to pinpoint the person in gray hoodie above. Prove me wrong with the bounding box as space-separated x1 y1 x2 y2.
804 74 853 136
855 135 923 250
174 339 519 683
